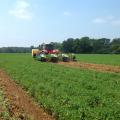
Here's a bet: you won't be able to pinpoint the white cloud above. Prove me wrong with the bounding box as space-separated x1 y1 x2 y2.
63 12 71 16
112 20 120 26
93 18 107 24
9 0 32 20
93 15 120 26
106 15 114 20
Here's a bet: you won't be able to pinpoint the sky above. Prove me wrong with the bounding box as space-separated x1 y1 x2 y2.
0 0 120 47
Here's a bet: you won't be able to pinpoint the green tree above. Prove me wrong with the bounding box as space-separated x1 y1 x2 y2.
79 37 93 53
62 38 75 53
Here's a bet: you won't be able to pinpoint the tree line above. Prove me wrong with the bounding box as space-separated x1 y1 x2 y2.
44 37 120 54
61 37 120 54
0 37 120 54
0 47 31 53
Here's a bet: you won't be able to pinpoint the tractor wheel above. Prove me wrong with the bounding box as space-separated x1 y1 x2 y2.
62 57 70 62
51 57 59 63
41 57 47 62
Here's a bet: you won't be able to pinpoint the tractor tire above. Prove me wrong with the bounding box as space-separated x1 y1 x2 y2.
62 57 70 62
41 57 47 62
51 57 59 63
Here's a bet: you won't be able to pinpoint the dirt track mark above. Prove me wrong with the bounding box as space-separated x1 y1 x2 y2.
58 62 120 73
0 70 55 120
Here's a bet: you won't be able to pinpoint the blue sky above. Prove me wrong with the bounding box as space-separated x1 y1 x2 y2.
0 0 120 47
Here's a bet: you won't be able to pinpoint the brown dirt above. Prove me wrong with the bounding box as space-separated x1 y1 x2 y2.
58 62 120 73
0 70 55 120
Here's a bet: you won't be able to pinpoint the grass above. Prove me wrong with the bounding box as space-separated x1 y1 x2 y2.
77 54 120 66
0 53 120 119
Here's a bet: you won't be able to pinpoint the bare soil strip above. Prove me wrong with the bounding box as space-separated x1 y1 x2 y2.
0 70 55 120
58 62 120 73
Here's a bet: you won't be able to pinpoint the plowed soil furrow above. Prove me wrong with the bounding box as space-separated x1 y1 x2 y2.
0 70 54 120
58 62 120 73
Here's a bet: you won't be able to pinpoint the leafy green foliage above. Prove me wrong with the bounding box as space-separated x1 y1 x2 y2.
0 37 120 54
0 54 120 120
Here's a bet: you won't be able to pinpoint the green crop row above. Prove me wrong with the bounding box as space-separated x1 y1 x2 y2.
0 53 120 120
76 54 120 66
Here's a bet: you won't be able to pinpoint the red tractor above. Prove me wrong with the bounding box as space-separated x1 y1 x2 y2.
32 43 76 62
